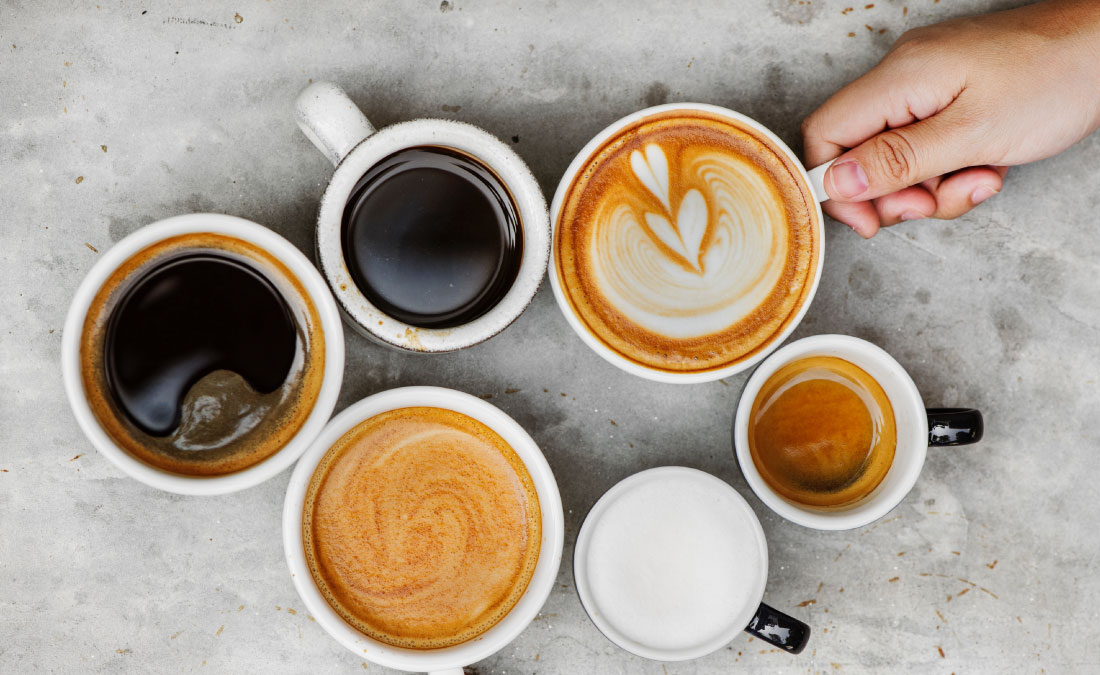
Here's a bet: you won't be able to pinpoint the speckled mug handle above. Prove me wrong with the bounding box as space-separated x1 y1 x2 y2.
295 80 376 167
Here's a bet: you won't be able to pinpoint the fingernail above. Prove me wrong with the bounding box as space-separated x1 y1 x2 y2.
829 161 869 199
970 185 998 205
900 210 925 222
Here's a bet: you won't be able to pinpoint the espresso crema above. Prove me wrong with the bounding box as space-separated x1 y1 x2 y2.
555 110 819 372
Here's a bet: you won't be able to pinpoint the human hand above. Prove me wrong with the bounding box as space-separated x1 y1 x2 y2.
801 0 1100 237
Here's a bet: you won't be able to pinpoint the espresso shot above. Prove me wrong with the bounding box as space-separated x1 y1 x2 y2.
748 355 896 508
340 146 523 329
79 233 326 476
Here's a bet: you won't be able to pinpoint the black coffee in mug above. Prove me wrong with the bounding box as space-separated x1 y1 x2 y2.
80 233 326 476
104 253 297 436
340 146 523 329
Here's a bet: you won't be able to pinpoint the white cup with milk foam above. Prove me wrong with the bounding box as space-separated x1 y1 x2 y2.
573 466 810 660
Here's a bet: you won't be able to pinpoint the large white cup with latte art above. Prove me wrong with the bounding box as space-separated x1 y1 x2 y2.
550 104 833 383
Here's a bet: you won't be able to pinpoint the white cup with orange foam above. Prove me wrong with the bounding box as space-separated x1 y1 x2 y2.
282 386 564 674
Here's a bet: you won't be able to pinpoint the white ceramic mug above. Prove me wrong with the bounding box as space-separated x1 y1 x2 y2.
295 81 550 353
60 214 346 495
733 334 984 530
548 103 834 383
573 467 810 660
282 386 564 674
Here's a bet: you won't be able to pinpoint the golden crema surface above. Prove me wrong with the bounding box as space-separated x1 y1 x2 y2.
749 356 897 508
303 407 542 649
556 110 819 372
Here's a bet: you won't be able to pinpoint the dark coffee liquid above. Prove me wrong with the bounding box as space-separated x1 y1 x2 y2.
341 146 522 329
104 253 297 436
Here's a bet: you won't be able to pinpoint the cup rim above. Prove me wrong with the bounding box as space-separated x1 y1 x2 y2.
547 102 825 383
282 386 565 672
315 118 550 353
59 213 346 496
733 334 928 530
573 466 769 661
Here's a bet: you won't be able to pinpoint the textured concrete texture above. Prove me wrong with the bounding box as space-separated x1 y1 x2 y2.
2 0 1099 673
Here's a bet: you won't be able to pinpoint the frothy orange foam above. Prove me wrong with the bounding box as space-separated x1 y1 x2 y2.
555 110 819 373
303 407 542 649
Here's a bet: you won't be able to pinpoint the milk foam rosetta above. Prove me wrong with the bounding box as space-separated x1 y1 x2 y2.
303 407 541 649
556 111 818 372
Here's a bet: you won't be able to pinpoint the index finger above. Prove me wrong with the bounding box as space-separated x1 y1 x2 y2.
801 46 964 169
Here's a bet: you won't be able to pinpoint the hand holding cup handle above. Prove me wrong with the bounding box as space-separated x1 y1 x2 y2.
806 159 837 205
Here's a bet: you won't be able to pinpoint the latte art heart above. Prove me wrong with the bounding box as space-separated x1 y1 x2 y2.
555 110 818 373
595 144 791 338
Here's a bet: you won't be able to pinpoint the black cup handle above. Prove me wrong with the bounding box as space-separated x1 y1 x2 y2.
745 602 810 654
927 408 983 446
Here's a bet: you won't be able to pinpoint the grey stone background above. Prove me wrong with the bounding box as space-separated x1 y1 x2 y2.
2 0 1097 673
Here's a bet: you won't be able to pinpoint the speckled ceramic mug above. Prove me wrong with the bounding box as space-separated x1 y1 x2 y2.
295 81 550 353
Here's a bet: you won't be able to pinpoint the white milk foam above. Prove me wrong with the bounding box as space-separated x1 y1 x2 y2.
583 472 765 652
591 143 790 339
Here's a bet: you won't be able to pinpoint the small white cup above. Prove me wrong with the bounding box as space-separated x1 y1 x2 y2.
60 214 346 495
733 334 983 530
282 386 564 674
548 103 834 384
573 467 810 660
295 81 550 353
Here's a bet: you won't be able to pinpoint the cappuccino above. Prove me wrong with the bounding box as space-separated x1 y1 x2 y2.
555 110 818 373
303 407 542 649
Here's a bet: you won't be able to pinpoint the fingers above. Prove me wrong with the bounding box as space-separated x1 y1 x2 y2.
802 38 963 168
823 200 881 239
821 101 987 202
825 166 1007 236
924 166 1005 219
871 186 938 226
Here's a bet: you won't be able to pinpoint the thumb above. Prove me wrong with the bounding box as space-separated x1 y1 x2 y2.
823 104 983 203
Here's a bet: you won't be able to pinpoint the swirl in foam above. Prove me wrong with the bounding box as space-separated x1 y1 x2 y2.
303 407 541 649
556 111 818 372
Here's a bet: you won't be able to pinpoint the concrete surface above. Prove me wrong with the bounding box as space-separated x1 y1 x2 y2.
2 0 1098 673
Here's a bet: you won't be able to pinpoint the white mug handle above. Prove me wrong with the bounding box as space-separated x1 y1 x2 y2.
429 669 465 675
805 159 836 203
295 81 376 167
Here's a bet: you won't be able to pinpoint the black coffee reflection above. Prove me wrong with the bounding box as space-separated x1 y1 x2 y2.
104 253 297 436
340 146 523 329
